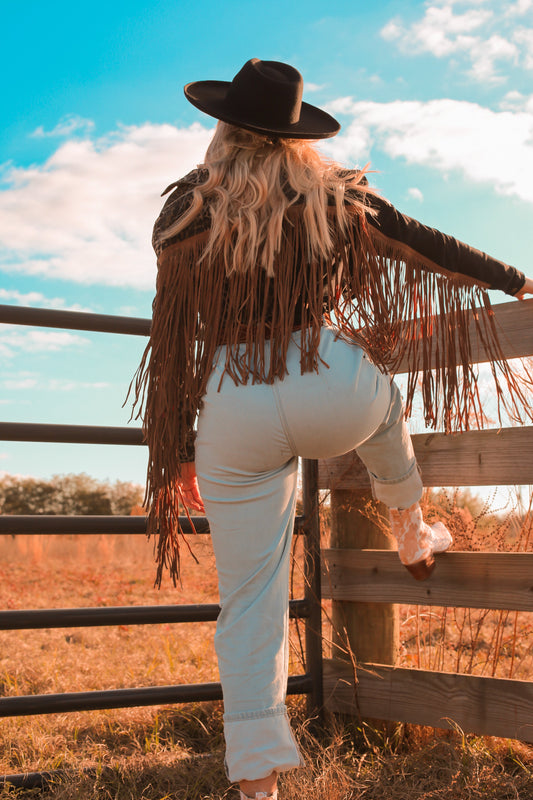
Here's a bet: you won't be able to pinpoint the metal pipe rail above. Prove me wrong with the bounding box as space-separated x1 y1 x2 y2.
0 303 151 336
0 674 313 719
0 421 144 445
0 599 310 630
0 767 117 792
0 514 206 534
0 514 305 535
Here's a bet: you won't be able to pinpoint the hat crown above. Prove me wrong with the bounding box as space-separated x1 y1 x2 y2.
226 59 303 129
183 58 340 139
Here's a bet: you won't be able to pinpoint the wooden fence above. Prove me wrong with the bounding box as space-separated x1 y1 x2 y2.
1 297 532 780
320 298 533 742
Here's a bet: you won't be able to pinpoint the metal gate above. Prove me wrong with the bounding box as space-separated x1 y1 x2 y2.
0 303 323 790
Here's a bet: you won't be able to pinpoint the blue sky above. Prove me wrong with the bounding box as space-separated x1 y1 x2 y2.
1 0 532 489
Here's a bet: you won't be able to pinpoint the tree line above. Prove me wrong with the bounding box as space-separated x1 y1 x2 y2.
0 473 144 516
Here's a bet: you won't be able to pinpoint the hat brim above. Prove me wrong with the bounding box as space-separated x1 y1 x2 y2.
184 80 340 140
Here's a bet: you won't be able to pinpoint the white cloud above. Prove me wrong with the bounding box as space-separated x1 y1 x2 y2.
381 2 532 82
319 114 373 166
514 27 533 68
505 0 533 16
46 379 109 391
407 187 424 202
381 5 492 57
467 35 518 82
322 97 533 205
0 327 88 359
499 90 533 112
0 371 108 391
380 20 403 42
31 115 95 139
1 370 36 389
0 122 214 289
117 305 141 317
500 90 527 109
0 288 90 311
2 377 38 390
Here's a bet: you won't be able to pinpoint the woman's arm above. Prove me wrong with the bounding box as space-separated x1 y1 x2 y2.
515 276 533 299
363 193 527 296
178 461 205 513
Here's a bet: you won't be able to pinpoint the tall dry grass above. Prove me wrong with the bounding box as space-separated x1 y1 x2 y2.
1 488 533 798
397 488 533 681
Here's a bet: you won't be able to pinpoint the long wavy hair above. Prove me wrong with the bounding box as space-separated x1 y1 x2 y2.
159 121 372 277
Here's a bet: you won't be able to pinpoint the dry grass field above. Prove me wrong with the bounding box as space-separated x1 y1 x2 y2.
1 490 533 798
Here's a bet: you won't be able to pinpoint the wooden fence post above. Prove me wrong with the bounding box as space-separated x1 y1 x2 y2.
330 488 399 667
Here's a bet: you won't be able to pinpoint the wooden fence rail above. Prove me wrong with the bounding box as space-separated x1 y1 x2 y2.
323 660 533 741
321 298 533 741
319 426 533 489
321 551 533 612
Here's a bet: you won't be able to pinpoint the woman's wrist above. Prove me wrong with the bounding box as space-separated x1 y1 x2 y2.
515 276 533 299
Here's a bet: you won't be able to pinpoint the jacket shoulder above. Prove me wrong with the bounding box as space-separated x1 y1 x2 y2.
160 167 209 199
152 168 209 253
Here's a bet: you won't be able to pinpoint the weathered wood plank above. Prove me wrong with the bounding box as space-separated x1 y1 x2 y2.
318 426 533 490
321 550 533 612
476 298 533 363
323 659 533 741
393 298 533 371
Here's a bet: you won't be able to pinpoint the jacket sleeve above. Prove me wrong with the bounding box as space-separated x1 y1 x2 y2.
363 193 525 296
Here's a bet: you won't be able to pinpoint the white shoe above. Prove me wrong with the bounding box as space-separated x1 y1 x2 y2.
390 504 453 581
430 521 454 555
240 792 278 800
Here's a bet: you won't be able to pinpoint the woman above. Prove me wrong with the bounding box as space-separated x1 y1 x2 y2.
132 59 533 800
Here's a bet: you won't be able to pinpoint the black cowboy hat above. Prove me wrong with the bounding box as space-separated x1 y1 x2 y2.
184 58 340 140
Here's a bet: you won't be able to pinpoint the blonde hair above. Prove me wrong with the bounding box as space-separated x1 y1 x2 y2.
160 121 371 276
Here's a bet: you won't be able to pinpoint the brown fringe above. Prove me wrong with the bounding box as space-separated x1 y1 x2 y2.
130 207 532 586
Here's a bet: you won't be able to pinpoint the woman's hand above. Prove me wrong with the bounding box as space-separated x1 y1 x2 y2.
515 276 533 300
178 462 205 514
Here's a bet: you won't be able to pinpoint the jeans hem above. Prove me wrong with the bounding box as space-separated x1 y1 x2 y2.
224 708 304 782
369 461 423 509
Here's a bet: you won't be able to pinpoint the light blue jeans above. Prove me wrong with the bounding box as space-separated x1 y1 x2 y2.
195 327 422 782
